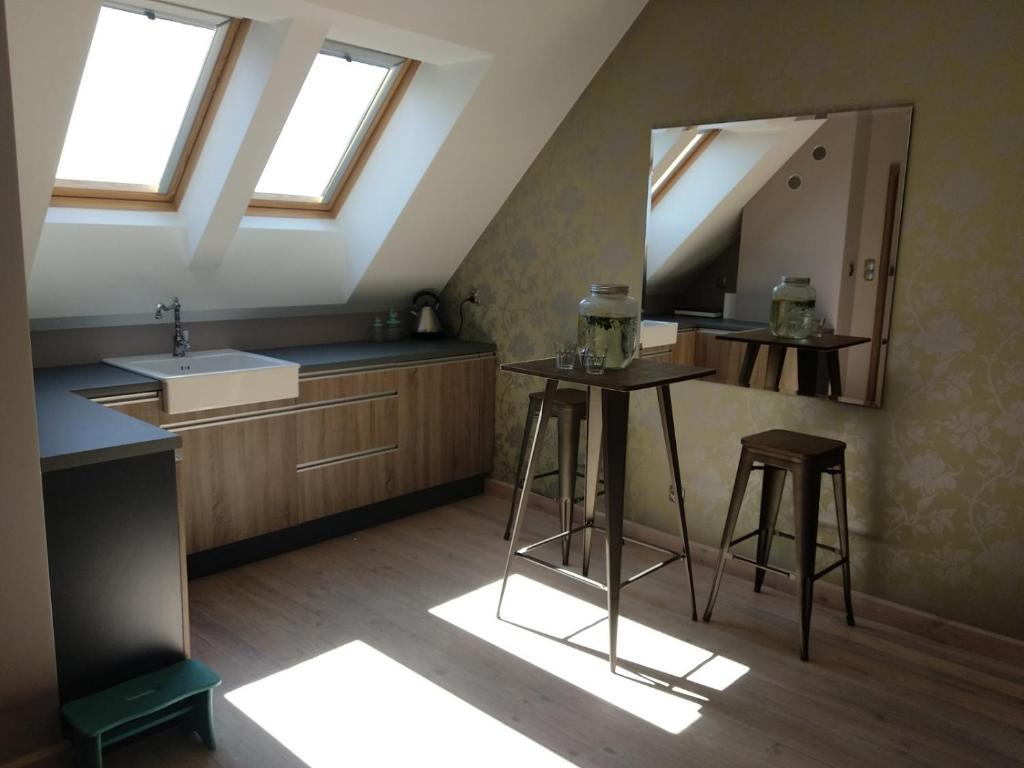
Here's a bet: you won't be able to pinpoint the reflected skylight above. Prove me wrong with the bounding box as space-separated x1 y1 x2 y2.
254 50 394 202
651 131 707 197
226 640 579 767
56 5 220 192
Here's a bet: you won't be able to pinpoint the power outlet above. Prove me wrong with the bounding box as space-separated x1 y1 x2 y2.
669 485 677 504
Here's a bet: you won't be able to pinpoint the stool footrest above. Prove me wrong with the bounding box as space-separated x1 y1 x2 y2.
729 529 842 555
516 553 607 590
729 551 795 579
728 548 849 583
514 524 688 592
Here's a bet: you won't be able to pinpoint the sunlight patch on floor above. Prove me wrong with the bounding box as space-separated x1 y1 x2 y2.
226 640 579 768
430 575 748 733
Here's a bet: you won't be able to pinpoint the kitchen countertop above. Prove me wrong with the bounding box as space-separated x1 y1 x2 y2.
643 314 766 333
35 338 496 474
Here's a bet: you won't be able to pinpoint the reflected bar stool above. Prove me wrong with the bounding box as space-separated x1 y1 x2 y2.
503 388 594 565
499 358 715 671
703 429 854 661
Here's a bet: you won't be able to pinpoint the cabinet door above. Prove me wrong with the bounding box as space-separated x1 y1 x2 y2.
396 358 495 494
670 330 696 365
177 412 298 553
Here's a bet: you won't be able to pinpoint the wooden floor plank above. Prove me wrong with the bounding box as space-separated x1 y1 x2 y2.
104 494 1024 767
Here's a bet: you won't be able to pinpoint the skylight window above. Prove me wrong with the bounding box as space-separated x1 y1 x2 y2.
650 129 719 205
250 42 414 215
53 2 242 208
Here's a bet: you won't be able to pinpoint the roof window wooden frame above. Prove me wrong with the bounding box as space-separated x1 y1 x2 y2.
50 3 248 212
650 129 720 207
247 44 419 219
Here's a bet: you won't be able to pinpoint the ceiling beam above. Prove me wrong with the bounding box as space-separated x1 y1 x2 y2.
179 16 328 270
5 0 100 277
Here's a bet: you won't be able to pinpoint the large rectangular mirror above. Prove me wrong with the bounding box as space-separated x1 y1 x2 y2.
643 106 912 407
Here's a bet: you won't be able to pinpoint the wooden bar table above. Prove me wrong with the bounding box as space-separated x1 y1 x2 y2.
715 328 870 398
497 357 715 671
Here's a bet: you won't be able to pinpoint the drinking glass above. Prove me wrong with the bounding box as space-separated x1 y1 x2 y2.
555 341 577 370
584 350 606 375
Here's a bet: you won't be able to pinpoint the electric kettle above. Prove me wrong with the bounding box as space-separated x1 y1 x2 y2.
410 290 444 336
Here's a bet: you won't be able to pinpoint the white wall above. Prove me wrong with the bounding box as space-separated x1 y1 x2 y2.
735 113 859 324
0 3 61 762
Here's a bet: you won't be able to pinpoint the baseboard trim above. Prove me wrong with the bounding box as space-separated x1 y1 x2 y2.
485 478 1024 666
187 475 486 578
1 742 69 768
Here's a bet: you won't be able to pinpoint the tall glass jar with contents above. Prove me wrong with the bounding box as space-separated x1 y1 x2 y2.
577 284 640 369
769 276 816 339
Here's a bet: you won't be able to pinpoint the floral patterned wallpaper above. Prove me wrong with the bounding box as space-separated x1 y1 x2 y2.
442 0 1024 639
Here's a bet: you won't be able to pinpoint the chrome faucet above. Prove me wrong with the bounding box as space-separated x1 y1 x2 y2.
155 297 190 357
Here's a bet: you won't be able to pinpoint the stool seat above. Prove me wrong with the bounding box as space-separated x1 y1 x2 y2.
742 429 845 460
528 387 588 416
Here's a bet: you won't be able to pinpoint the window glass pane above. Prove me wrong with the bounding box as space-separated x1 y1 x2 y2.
255 53 390 201
56 6 216 191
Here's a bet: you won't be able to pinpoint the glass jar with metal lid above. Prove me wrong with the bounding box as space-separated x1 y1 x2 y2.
769 276 816 339
577 283 640 369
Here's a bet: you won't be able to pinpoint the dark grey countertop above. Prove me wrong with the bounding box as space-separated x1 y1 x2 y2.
35 338 497 474
35 365 172 474
258 338 496 373
643 314 767 333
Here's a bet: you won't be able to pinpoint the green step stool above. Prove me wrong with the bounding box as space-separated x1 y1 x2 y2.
61 659 221 768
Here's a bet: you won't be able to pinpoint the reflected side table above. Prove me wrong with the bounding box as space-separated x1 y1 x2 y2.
498 357 715 671
715 329 870 398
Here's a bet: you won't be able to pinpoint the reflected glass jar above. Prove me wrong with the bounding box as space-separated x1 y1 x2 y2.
577 284 640 370
769 276 816 339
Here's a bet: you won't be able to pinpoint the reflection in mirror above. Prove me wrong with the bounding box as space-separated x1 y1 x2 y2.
643 107 912 408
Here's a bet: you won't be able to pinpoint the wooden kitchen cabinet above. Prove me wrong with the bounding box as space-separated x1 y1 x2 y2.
107 355 496 555
670 329 697 365
106 395 162 425
395 358 494 495
176 412 299 553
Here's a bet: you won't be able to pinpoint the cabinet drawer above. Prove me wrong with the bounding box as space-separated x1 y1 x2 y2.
297 449 397 522
299 369 399 403
99 395 162 425
296 395 397 466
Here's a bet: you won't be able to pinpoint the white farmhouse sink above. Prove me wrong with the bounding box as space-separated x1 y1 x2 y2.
104 349 299 414
640 319 679 349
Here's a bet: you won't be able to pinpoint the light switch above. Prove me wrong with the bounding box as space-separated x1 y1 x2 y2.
863 258 877 281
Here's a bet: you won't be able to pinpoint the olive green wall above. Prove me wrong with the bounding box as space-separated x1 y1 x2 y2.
443 0 1024 639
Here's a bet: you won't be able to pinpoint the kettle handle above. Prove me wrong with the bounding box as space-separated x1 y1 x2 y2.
412 289 441 308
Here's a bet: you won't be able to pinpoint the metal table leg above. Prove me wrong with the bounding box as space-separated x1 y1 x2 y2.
601 388 629 672
656 385 698 621
497 379 557 618
557 405 581 565
582 386 603 578
737 342 761 387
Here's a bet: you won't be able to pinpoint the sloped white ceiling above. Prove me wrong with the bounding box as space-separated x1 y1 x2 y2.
7 0 647 325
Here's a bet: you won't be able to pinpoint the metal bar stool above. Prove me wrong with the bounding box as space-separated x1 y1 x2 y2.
504 388 600 564
703 429 854 660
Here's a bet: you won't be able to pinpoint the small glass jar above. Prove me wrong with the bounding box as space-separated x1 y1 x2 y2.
577 284 640 370
769 277 816 339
